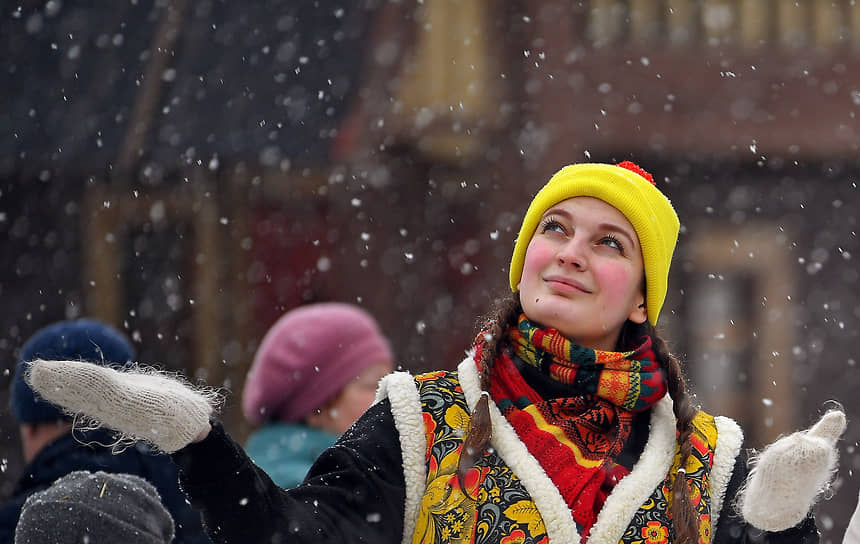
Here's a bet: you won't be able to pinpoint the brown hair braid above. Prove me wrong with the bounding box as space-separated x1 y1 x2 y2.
457 292 700 543
456 292 521 492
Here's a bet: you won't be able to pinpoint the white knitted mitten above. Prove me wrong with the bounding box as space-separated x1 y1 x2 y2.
26 359 218 453
739 410 846 532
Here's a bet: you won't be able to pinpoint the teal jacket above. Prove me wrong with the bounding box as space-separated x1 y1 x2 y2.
244 422 338 489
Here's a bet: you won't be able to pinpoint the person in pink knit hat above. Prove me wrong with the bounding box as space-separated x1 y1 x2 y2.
241 302 394 488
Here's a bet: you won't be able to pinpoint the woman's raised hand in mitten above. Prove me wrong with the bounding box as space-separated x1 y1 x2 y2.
26 359 218 452
739 409 846 532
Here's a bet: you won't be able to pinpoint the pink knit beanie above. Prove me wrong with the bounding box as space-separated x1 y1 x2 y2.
241 302 394 425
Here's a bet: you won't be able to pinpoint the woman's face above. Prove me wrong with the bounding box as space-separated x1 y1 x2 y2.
518 196 647 351
306 361 392 435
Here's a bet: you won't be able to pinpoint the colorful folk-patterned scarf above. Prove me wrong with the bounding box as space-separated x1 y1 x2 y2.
481 315 668 538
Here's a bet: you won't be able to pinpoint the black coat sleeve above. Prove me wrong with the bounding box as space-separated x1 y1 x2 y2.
172 399 407 544
713 453 819 543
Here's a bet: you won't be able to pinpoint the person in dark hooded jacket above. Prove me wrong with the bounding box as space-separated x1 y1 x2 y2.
0 318 211 544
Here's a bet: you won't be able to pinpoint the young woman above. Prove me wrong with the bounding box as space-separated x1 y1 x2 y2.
241 302 394 488
26 162 843 544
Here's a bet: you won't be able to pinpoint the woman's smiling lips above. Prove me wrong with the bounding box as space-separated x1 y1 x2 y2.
543 274 591 294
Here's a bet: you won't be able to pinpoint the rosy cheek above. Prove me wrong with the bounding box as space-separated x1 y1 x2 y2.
595 263 636 301
522 239 555 278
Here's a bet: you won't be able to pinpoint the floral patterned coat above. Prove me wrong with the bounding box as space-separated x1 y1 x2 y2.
172 358 821 544
377 357 742 544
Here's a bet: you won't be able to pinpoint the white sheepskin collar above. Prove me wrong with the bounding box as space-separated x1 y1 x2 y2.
375 371 427 544
710 417 743 537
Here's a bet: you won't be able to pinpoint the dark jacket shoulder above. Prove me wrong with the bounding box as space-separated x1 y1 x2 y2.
0 427 211 544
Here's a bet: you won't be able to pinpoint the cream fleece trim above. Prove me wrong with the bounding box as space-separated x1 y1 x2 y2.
589 395 677 544
375 372 427 544
457 357 582 543
710 416 743 540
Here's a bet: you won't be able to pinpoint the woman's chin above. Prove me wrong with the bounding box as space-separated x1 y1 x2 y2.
526 303 584 332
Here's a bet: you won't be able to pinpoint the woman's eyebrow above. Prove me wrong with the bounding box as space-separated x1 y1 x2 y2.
597 222 638 247
542 207 572 219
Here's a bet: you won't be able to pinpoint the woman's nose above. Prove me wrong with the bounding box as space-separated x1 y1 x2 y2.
557 237 587 270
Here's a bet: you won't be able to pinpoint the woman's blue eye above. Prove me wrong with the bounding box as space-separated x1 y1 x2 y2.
602 235 623 251
540 218 565 234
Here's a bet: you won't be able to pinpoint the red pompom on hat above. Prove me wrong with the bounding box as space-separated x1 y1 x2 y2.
616 160 655 186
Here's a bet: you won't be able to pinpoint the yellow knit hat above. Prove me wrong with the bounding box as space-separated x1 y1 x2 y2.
509 162 679 326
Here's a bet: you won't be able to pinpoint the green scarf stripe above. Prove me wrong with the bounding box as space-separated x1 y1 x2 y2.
622 360 642 410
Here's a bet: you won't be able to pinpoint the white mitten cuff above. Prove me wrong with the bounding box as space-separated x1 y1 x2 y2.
27 359 220 453
739 410 846 532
